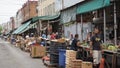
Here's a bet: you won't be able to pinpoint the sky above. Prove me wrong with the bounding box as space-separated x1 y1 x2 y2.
0 0 28 24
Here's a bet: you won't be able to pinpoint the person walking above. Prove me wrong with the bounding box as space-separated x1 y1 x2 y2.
90 27 102 68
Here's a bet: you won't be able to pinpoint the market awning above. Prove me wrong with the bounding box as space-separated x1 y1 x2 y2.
77 0 110 14
31 13 60 23
12 21 31 34
19 23 36 34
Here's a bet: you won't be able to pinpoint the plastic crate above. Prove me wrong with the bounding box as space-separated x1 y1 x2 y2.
59 49 66 68
50 53 59 64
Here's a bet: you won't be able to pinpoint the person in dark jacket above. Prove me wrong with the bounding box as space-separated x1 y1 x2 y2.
90 27 102 68
71 34 79 51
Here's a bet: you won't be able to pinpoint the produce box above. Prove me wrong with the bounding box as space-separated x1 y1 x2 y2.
82 61 92 68
30 46 46 58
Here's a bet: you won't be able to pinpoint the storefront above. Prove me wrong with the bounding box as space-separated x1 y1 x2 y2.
31 13 60 36
76 0 112 43
76 0 120 68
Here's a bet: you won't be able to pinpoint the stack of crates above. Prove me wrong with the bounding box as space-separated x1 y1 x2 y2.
66 50 76 68
72 60 82 68
50 41 66 64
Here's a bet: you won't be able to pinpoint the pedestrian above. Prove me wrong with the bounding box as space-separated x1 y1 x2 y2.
90 27 102 68
42 33 47 39
50 32 56 40
71 34 79 51
55 32 59 39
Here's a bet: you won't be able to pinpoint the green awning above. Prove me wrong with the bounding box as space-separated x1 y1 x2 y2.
31 13 60 23
19 23 36 34
12 21 31 34
77 0 110 14
40 14 60 20
31 16 47 23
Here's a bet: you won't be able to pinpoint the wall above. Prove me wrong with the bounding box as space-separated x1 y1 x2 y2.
16 9 23 28
38 0 55 16
23 1 38 22
55 0 84 11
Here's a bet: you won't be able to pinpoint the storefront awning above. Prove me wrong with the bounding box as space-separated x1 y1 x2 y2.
12 21 31 34
31 13 60 23
19 23 36 34
77 0 110 14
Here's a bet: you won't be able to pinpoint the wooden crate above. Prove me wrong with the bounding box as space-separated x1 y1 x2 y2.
66 50 77 68
72 60 82 68
30 46 46 58
82 61 93 68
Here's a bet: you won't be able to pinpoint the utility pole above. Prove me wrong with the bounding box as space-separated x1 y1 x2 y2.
62 0 64 9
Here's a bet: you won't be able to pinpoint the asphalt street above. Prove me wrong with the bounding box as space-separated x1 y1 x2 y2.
0 39 47 68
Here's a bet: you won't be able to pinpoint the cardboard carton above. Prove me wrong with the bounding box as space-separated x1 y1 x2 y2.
30 46 46 58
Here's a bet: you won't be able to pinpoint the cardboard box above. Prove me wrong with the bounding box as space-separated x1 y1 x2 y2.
30 46 46 58
82 62 92 68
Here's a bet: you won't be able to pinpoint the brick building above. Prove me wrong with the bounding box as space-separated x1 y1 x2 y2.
22 1 38 22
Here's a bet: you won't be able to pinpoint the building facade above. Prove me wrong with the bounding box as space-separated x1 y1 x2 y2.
22 1 38 22
10 17 15 30
38 0 55 16
16 9 23 28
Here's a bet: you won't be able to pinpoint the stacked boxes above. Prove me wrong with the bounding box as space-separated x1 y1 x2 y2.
72 60 82 68
82 61 93 68
66 50 76 68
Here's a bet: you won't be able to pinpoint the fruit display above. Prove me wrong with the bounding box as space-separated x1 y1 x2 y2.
102 43 118 51
81 42 89 46
107 45 118 51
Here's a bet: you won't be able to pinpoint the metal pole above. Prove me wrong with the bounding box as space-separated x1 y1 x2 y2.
76 22 78 34
114 2 117 45
103 9 106 43
39 20 42 36
81 15 83 41
38 20 40 36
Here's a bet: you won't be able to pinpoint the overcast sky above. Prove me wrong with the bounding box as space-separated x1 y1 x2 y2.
0 0 28 24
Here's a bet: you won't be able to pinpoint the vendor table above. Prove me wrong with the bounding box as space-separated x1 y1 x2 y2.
103 50 117 68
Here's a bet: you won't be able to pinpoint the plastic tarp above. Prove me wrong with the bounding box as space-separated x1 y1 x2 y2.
77 0 110 14
61 6 76 24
